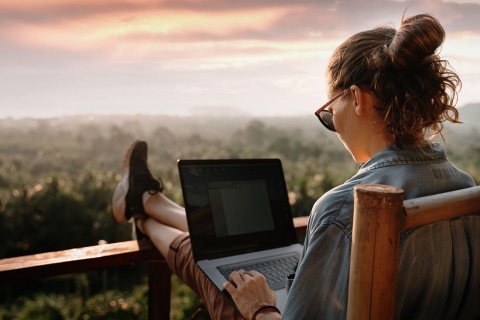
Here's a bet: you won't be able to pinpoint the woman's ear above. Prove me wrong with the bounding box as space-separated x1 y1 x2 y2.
350 85 364 116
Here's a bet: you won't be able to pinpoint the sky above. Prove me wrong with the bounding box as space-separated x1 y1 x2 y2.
1 0 480 119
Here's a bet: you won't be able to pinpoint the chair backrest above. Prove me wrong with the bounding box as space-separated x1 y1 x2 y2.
346 184 480 320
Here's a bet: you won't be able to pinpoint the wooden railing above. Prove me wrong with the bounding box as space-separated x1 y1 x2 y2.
0 216 309 320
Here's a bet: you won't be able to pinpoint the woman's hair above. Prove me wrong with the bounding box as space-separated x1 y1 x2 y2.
326 13 461 147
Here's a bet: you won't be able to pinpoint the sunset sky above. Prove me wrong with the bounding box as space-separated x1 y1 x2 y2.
1 0 480 118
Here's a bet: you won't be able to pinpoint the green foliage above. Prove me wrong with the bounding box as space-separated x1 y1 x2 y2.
0 286 148 320
20 295 65 320
0 173 125 258
0 114 478 319
81 289 145 320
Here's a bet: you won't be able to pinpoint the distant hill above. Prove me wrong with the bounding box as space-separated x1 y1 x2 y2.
1 102 478 138
0 113 327 142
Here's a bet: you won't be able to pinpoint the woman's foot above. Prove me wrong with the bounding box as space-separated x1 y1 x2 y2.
111 140 163 230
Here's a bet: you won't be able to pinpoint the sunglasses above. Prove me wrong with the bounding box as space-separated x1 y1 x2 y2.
314 89 348 132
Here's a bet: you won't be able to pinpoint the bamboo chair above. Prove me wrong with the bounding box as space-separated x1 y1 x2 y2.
347 184 480 320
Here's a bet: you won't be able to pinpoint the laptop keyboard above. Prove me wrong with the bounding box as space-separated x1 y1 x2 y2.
217 253 298 290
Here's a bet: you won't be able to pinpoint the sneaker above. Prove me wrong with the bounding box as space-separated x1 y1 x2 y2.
112 141 163 228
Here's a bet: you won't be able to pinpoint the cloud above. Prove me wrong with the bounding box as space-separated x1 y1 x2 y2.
2 0 480 54
1 0 479 118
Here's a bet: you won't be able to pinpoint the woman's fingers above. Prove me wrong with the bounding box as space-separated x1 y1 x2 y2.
223 269 277 319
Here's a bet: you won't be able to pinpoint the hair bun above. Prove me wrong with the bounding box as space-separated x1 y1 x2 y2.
385 14 445 70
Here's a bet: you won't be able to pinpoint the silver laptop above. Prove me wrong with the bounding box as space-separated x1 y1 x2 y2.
177 158 303 312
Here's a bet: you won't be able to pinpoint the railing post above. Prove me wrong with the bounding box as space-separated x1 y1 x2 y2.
347 184 404 320
148 260 171 320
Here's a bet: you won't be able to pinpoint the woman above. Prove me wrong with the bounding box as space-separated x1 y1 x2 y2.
112 13 479 320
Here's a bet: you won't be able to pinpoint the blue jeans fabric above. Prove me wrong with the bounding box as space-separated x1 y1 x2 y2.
283 143 479 319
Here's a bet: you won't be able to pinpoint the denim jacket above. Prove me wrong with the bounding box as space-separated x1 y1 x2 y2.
283 143 479 319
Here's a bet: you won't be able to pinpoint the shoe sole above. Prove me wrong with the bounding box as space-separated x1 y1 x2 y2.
112 141 143 223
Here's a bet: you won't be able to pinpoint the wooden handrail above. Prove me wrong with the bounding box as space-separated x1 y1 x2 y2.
0 217 309 319
0 239 163 283
0 239 171 319
403 186 480 230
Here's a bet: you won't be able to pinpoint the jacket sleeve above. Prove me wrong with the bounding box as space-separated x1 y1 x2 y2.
283 223 351 319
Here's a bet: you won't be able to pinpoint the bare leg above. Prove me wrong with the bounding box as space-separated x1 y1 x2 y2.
142 192 188 231
137 218 182 258
137 191 189 258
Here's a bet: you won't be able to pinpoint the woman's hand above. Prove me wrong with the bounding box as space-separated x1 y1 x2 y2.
223 269 278 320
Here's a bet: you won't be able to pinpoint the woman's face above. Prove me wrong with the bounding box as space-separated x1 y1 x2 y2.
326 88 382 163
322 90 361 161
326 85 393 163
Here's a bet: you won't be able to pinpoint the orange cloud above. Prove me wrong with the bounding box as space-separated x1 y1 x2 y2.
2 5 298 46
1 2 336 65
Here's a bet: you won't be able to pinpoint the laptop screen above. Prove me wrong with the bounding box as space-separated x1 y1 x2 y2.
178 159 297 261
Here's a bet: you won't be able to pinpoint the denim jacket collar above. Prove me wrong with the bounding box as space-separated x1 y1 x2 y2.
358 142 447 174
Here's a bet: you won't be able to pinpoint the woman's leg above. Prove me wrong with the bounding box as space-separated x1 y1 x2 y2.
136 194 242 320
137 192 188 257
137 218 182 258
142 192 188 232
137 216 243 320
113 140 242 319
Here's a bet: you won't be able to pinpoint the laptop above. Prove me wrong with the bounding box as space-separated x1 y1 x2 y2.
177 158 303 312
